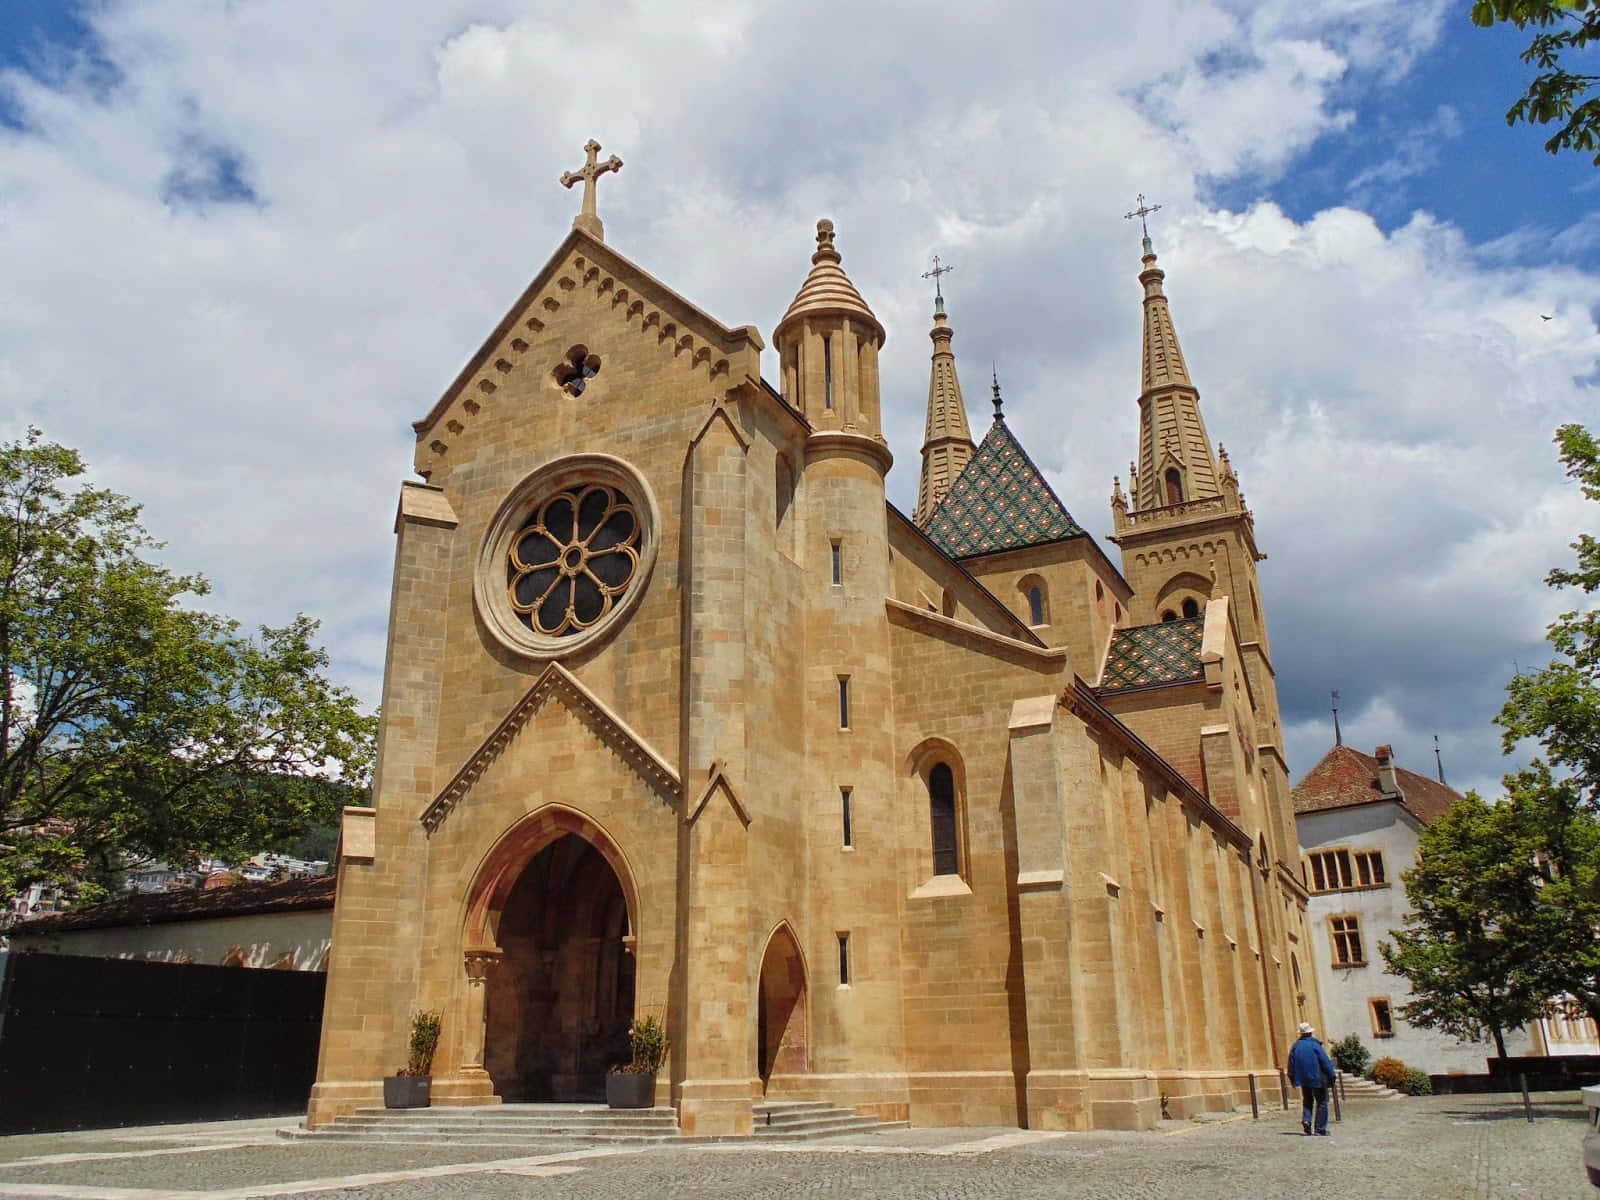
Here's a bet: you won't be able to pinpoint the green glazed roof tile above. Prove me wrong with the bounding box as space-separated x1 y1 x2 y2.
1098 617 1204 692
923 420 1085 558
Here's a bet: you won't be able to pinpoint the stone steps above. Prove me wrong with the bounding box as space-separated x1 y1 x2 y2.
1335 1070 1403 1099
752 1099 899 1139
281 1099 903 1146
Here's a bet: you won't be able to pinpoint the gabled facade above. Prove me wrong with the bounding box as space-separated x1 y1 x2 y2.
1293 743 1599 1070
309 162 1323 1135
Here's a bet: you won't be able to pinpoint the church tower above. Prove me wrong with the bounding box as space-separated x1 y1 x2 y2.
1107 226 1294 862
913 266 975 524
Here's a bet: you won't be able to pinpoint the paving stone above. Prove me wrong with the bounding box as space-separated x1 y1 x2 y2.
0 1094 1588 1199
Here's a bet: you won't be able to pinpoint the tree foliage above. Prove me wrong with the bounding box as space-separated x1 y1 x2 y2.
1472 1 1600 163
1484 423 1600 1024
1380 792 1557 1056
0 429 375 907
1499 424 1600 806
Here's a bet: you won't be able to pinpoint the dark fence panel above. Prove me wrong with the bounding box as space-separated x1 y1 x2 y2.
0 952 325 1133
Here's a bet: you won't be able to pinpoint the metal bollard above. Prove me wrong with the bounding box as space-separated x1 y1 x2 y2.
1331 1079 1342 1123
1279 1069 1289 1110
1521 1073 1533 1122
1249 1073 1259 1119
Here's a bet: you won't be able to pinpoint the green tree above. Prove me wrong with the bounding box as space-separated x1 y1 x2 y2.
1472 1 1600 163
1502 764 1600 1025
1490 424 1600 1023
0 429 376 908
1380 793 1555 1056
1499 425 1600 807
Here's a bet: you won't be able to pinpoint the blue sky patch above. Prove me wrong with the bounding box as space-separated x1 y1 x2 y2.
1208 15 1600 272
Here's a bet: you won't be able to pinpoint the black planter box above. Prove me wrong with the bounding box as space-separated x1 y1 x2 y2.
605 1071 655 1109
383 1075 431 1108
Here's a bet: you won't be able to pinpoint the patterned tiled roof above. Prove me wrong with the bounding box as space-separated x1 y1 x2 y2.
1291 744 1462 826
1098 617 1205 692
922 419 1084 558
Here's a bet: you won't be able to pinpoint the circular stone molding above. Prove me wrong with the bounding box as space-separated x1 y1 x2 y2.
475 454 660 661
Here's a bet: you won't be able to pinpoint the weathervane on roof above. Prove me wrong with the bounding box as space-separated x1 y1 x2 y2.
560 139 623 240
991 367 1004 422
922 255 954 315
1124 193 1162 255
1331 689 1342 747
1434 735 1447 785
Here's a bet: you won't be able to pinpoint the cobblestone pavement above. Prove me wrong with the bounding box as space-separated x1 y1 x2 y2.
0 1093 1588 1199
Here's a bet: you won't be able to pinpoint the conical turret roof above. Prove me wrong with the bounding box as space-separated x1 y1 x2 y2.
774 219 885 344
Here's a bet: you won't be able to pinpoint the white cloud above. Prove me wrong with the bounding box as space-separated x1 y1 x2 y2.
0 0 1592 802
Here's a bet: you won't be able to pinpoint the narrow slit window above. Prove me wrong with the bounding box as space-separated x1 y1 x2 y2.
831 539 842 585
838 676 850 729
1027 586 1044 626
823 336 833 410
837 932 850 985
929 763 958 876
841 787 853 847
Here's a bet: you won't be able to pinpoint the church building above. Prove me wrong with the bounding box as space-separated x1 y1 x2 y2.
308 145 1325 1134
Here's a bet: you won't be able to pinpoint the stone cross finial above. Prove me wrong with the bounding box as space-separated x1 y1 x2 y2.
560 139 623 239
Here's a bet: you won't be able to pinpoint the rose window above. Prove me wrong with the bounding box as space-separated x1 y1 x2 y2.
507 484 641 637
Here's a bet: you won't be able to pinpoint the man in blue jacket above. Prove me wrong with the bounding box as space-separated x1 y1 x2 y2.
1286 1021 1337 1135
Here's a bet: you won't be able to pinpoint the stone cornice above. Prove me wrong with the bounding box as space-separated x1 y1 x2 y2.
805 430 894 475
886 598 1063 667
420 662 679 834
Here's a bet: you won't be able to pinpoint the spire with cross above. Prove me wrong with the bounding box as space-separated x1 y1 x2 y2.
922 255 954 315
1124 193 1162 256
560 139 623 240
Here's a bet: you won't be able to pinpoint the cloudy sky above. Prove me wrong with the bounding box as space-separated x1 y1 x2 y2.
2 0 1596 800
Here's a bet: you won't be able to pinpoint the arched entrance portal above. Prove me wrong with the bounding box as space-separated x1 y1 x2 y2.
482 833 635 1101
756 924 807 1093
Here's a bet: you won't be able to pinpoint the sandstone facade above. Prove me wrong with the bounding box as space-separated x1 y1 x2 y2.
308 158 1324 1133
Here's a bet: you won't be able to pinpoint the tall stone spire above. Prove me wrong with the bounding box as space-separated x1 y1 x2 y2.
914 262 975 525
1129 235 1221 512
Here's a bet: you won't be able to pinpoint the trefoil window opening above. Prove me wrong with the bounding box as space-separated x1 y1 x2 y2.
838 676 850 729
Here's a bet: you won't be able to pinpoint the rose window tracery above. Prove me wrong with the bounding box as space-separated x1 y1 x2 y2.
507 484 640 637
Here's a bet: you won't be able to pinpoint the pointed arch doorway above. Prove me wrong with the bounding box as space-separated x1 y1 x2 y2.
477 830 636 1102
756 924 808 1093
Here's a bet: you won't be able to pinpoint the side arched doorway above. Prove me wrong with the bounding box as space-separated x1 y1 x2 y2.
479 832 635 1101
756 924 807 1093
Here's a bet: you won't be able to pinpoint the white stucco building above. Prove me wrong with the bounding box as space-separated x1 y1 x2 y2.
1292 743 1597 1075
